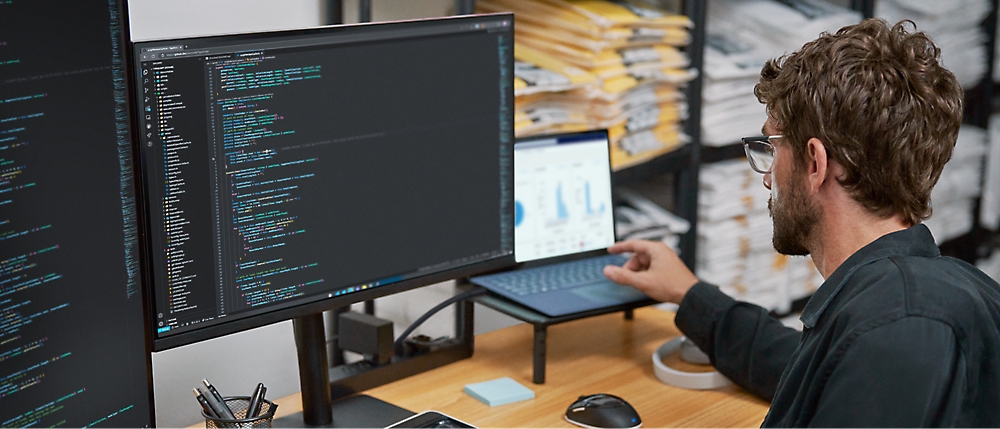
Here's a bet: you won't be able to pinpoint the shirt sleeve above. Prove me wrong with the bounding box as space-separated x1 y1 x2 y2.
807 316 963 427
674 281 801 400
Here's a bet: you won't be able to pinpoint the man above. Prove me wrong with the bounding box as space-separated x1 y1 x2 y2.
604 18 1000 427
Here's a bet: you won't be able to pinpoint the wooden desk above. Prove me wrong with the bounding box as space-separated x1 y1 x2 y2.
271 307 769 427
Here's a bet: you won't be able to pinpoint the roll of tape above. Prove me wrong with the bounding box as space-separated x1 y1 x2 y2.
652 337 732 390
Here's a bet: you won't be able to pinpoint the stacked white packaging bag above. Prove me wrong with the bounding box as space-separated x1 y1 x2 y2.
698 160 823 313
701 0 860 147
877 0 990 89
924 125 988 243
614 188 690 253
981 114 1000 231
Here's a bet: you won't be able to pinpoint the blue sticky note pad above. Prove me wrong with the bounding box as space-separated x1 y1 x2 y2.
463 377 535 406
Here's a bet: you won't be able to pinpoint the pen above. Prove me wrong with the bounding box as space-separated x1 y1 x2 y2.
193 388 218 418
246 383 267 418
202 379 226 403
199 381 236 420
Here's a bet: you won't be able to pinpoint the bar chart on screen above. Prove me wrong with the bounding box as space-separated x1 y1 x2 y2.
514 138 614 261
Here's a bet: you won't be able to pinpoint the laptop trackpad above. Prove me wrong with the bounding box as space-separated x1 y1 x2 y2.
571 283 647 303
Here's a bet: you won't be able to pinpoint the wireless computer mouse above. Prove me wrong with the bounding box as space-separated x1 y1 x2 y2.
565 393 642 429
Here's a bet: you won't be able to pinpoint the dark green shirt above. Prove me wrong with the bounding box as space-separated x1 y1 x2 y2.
676 224 1000 427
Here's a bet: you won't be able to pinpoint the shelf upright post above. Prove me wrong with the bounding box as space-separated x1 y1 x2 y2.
850 0 875 19
359 0 372 23
323 0 343 25
967 0 998 130
678 0 708 271
456 0 475 15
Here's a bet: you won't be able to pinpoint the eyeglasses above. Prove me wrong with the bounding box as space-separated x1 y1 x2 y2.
740 135 781 174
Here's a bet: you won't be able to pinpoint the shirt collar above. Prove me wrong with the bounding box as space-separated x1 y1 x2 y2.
799 223 940 329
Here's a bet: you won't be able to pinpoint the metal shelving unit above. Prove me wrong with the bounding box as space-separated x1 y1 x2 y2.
325 0 998 300
598 0 707 270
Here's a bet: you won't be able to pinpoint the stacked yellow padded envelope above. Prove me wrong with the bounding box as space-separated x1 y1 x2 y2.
479 0 696 170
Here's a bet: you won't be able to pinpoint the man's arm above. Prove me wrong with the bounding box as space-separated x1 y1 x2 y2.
804 316 961 427
603 240 801 400
676 282 801 401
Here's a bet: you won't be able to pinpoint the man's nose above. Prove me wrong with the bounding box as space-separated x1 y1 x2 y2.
763 172 772 190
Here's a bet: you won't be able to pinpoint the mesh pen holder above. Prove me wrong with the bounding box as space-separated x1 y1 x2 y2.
203 396 277 428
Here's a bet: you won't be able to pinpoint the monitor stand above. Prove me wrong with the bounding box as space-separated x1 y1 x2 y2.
273 300 475 427
273 394 413 428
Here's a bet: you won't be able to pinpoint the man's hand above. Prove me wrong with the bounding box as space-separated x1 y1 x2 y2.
603 240 699 304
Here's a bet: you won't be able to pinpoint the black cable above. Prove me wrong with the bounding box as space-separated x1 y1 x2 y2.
393 287 487 354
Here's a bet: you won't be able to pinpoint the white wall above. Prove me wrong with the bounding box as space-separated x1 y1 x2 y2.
128 1 519 426
129 0 461 42
342 0 454 23
129 0 325 41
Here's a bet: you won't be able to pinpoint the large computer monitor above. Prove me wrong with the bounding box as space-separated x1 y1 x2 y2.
0 1 153 427
130 14 515 353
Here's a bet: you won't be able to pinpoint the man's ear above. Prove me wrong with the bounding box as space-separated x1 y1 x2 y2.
805 137 828 194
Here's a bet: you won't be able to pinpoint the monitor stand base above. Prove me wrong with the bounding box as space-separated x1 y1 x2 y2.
272 394 414 428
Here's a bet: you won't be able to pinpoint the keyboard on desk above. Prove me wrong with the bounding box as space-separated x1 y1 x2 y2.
470 254 649 317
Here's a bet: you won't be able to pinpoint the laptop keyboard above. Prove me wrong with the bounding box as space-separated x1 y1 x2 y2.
477 254 627 297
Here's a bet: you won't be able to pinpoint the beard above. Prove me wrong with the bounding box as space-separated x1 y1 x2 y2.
768 171 820 256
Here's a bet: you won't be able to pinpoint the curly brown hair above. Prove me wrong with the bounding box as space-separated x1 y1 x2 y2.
753 18 963 226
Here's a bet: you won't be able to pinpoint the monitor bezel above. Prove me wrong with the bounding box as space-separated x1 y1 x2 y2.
510 129 617 270
127 13 516 352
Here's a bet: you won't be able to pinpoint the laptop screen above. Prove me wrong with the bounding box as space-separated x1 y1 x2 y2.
514 130 615 263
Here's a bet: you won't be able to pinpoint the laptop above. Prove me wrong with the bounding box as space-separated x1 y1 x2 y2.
470 130 649 317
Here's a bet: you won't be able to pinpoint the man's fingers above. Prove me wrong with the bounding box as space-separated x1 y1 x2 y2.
611 240 659 272
608 239 656 255
623 253 647 271
604 265 637 286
